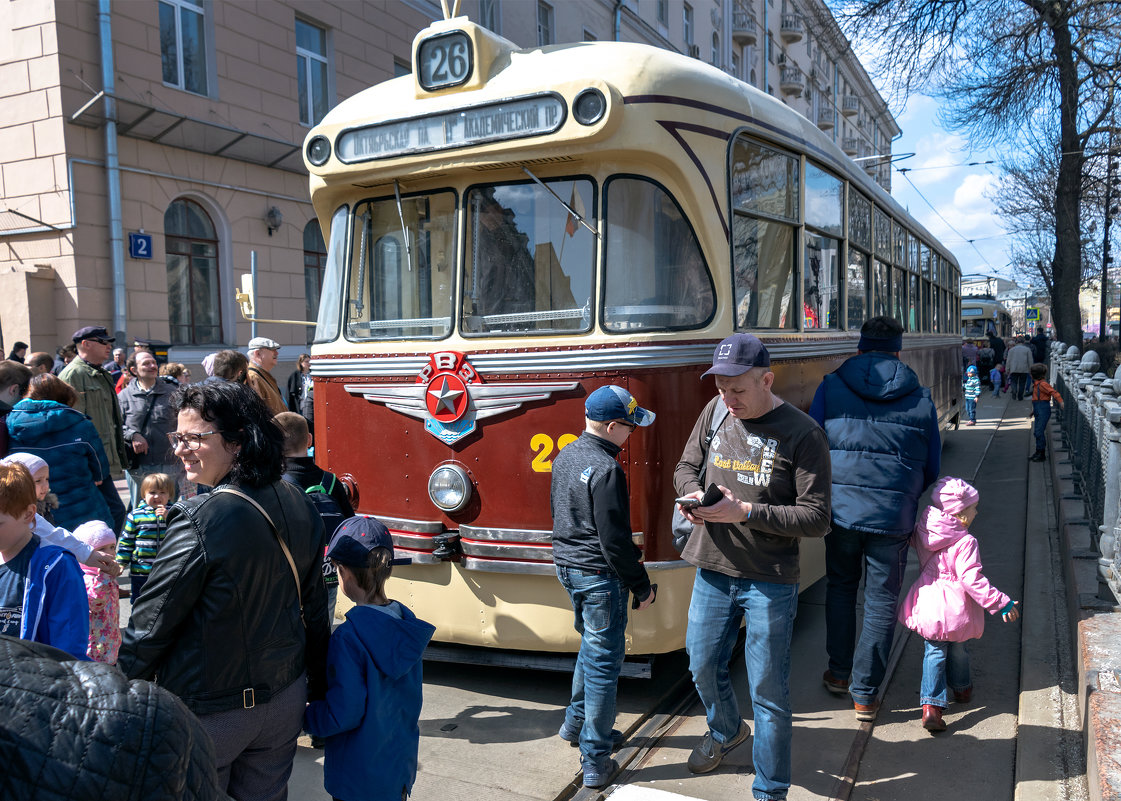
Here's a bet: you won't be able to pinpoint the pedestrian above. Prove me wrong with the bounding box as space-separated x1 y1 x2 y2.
961 340 978 369
245 336 287 415
963 365 981 425
0 452 118 576
6 374 115 532
209 349 249 384
1030 329 1050 364
1004 336 1033 400
990 363 1005 398
115 472 173 599
118 380 330 801
201 351 219 378
160 362 192 384
0 360 32 458
987 332 1006 367
71 519 121 664
103 347 125 382
1028 363 1065 462
551 384 657 788
304 516 436 801
674 334 831 800
809 316 941 721
26 352 54 376
0 461 89 660
6 341 28 363
287 353 311 413
899 477 1020 732
118 349 181 508
51 343 77 376
58 325 128 533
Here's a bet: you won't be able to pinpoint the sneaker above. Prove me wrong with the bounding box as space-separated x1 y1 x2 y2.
1029 452 1046 462
310 734 326 749
921 704 947 732
686 721 750 774
854 700 879 721
581 757 619 789
964 420 976 426
822 670 850 695
558 722 625 749
953 686 973 704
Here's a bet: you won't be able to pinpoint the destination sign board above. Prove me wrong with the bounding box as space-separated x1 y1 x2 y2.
337 94 566 163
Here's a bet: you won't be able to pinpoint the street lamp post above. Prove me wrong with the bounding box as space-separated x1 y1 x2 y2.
1101 117 1117 342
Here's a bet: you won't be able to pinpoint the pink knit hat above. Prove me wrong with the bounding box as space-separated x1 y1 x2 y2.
72 520 116 551
931 476 980 515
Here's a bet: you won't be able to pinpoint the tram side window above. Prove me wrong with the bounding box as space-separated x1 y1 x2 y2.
731 137 799 330
313 205 349 344
873 259 890 317
804 163 842 329
463 179 595 335
847 250 868 328
892 267 906 327
346 191 455 340
909 273 920 332
603 177 714 332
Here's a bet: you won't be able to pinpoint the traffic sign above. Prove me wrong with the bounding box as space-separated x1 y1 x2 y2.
1025 307 1040 321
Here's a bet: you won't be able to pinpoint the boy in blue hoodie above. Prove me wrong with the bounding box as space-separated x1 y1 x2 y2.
305 516 435 801
0 461 89 660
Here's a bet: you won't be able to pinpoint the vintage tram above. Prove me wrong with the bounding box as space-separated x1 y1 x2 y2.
299 10 963 656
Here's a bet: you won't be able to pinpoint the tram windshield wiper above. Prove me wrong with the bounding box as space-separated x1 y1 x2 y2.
394 180 414 272
521 167 599 237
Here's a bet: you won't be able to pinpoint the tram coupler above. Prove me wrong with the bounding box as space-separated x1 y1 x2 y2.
433 533 463 561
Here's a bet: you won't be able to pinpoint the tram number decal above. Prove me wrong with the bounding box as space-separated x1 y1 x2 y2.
418 32 472 91
530 433 579 472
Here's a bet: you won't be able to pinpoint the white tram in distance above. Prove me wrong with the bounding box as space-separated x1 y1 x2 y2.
301 12 963 656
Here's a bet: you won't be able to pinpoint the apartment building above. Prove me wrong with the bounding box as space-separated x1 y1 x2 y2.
0 0 897 361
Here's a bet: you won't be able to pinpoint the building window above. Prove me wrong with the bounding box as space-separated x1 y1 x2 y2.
657 0 668 26
767 33 775 63
712 32 719 65
304 220 328 345
683 3 694 44
583 28 597 41
537 1 554 46
165 199 222 345
296 19 329 127
393 58 411 77
480 0 500 33
732 51 741 80
159 0 209 95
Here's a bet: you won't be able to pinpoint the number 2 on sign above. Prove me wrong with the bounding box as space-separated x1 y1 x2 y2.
530 433 579 472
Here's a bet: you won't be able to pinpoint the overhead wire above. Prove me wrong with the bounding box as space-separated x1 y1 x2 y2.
895 167 999 271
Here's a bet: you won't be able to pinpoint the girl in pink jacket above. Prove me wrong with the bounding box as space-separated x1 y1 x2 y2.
899 477 1019 733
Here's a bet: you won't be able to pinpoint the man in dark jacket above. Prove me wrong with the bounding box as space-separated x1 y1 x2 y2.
987 332 1006 367
809 316 940 721
551 384 656 790
1030 329 1051 364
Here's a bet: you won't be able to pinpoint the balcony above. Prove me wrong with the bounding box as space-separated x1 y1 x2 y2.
842 137 860 156
780 13 804 44
732 9 758 46
780 67 805 96
817 109 835 130
841 95 860 117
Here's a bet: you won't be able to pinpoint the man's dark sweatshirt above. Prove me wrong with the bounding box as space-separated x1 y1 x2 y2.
282 456 355 519
550 431 652 602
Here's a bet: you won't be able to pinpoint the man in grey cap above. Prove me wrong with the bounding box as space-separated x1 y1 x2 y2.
245 336 286 415
673 333 831 801
59 325 128 532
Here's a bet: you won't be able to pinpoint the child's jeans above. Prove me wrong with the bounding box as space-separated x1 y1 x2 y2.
965 398 976 422
921 639 971 707
1032 400 1052 452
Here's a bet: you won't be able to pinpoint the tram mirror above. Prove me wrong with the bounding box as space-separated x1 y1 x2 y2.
236 274 255 317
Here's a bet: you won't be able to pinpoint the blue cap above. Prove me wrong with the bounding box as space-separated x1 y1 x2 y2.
585 385 655 426
701 333 771 378
327 516 410 567
966 365 977 375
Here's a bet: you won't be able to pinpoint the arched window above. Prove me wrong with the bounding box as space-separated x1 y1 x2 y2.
165 199 222 345
304 219 328 335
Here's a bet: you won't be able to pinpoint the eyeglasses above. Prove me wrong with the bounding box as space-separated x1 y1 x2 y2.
612 419 636 431
85 337 113 345
167 430 223 450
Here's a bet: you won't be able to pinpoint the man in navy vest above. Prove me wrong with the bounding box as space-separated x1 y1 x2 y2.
809 316 941 721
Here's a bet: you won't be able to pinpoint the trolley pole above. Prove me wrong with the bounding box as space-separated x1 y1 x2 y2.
1101 115 1117 342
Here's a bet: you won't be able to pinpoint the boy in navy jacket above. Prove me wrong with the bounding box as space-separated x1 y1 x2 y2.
0 461 89 659
304 516 435 801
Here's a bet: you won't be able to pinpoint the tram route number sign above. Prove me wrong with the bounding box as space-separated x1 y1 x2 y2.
128 232 152 260
1026 307 1040 321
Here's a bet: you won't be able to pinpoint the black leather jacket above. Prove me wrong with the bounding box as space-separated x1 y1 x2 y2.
118 479 330 715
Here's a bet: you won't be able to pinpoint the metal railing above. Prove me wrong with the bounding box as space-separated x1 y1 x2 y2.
1052 342 1121 603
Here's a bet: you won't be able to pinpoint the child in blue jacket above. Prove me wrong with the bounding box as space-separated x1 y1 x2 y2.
305 516 435 801
964 365 981 426
0 462 89 660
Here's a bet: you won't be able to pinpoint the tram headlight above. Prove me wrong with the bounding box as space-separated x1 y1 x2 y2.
573 88 607 126
428 463 472 513
307 136 332 166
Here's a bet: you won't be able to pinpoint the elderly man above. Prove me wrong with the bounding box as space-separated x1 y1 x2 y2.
245 336 286 415
674 333 831 801
103 347 125 383
810 316 941 721
1005 335 1034 401
59 325 128 532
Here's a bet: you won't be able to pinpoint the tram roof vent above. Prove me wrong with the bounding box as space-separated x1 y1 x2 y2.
471 156 577 171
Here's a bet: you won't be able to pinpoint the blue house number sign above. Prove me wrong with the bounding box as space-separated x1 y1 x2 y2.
128 232 152 259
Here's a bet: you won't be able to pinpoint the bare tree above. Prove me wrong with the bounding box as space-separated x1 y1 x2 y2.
836 0 1121 348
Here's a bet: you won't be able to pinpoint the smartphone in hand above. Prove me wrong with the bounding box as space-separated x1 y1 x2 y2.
676 483 723 509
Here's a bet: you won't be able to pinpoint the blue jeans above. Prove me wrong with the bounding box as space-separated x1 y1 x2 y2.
686 568 798 801
825 526 910 705
964 398 976 422
556 566 628 767
1032 400 1051 452
920 640 971 707
1010 372 1029 401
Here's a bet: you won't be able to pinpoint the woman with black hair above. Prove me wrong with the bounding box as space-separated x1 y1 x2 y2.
118 380 330 801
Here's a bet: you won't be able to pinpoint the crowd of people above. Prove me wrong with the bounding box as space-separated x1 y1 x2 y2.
1 316 1043 801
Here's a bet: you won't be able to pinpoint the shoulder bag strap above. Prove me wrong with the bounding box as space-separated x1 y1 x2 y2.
698 400 731 484
213 486 303 620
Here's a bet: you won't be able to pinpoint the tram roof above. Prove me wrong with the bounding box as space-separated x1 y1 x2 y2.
308 18 957 271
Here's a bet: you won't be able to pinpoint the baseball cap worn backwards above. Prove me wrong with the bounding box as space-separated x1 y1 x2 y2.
72 325 113 343
585 385 655 426
701 333 771 378
327 515 411 567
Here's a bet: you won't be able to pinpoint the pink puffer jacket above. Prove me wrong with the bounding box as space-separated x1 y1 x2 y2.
899 505 1011 642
